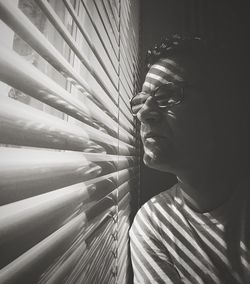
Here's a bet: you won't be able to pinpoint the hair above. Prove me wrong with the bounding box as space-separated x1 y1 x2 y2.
146 34 207 69
146 34 248 69
145 34 249 103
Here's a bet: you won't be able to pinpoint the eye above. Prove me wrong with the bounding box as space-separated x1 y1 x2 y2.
154 84 181 107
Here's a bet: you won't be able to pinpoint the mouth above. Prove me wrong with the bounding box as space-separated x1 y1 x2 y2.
143 133 166 140
143 134 167 144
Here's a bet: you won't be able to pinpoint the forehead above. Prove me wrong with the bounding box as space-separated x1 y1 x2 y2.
142 58 186 93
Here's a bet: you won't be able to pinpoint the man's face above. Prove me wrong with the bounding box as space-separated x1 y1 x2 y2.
137 57 214 174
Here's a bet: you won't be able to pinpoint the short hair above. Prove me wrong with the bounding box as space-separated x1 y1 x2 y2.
145 34 249 96
145 34 209 69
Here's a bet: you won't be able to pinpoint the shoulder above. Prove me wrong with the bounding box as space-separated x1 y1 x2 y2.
130 184 179 237
141 184 179 217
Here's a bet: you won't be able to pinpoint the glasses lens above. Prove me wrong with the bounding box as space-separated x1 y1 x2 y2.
130 84 184 115
154 84 182 107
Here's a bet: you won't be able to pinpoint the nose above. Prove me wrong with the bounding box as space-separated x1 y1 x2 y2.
137 96 162 123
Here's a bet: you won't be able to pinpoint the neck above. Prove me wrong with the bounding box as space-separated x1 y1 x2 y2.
176 162 236 213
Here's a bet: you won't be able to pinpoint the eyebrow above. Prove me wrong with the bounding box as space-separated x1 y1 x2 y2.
159 58 178 65
157 58 185 73
143 81 155 90
146 73 172 85
151 64 183 81
159 58 183 71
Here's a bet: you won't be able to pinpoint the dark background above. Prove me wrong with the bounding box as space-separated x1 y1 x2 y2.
139 0 250 205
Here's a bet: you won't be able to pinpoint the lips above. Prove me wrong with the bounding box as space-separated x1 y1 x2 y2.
142 133 167 146
143 133 166 140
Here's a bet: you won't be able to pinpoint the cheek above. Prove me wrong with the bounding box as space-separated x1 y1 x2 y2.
166 107 214 148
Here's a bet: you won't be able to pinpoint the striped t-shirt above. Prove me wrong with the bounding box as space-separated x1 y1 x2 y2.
129 184 250 283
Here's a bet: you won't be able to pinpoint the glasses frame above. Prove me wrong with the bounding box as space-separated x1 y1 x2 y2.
130 83 185 117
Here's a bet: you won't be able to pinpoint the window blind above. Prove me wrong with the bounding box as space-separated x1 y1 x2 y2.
0 0 140 283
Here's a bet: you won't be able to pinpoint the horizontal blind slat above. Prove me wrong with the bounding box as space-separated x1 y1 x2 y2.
0 147 137 203
93 0 119 50
86 99 135 143
0 44 135 134
0 96 92 151
79 0 119 61
117 181 135 201
87 246 115 283
118 229 129 255
0 177 134 241
85 170 138 203
0 191 116 270
0 45 91 120
62 0 119 90
0 188 88 268
35 0 120 105
0 148 100 201
85 167 136 188
75 224 115 283
118 212 130 235
120 42 135 80
43 218 115 284
85 195 115 221
104 0 119 29
120 34 139 79
118 192 131 211
0 1 123 122
121 24 137 65
0 64 134 153
0 213 87 284
0 97 136 153
0 0 141 281
0 188 87 241
120 65 133 97
39 240 87 284
0 96 134 148
100 0 120 43
64 220 114 283
121 4 139 67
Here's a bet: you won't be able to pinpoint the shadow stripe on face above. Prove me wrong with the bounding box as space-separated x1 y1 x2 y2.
241 255 250 270
239 241 249 270
150 65 183 82
142 81 155 93
145 73 171 87
159 58 185 75
240 241 247 252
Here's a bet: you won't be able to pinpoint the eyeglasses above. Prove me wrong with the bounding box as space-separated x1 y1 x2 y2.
130 83 185 116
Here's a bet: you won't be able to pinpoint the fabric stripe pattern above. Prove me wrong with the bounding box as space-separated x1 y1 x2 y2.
130 184 250 283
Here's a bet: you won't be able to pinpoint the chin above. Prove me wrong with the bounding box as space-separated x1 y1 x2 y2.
143 152 174 173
